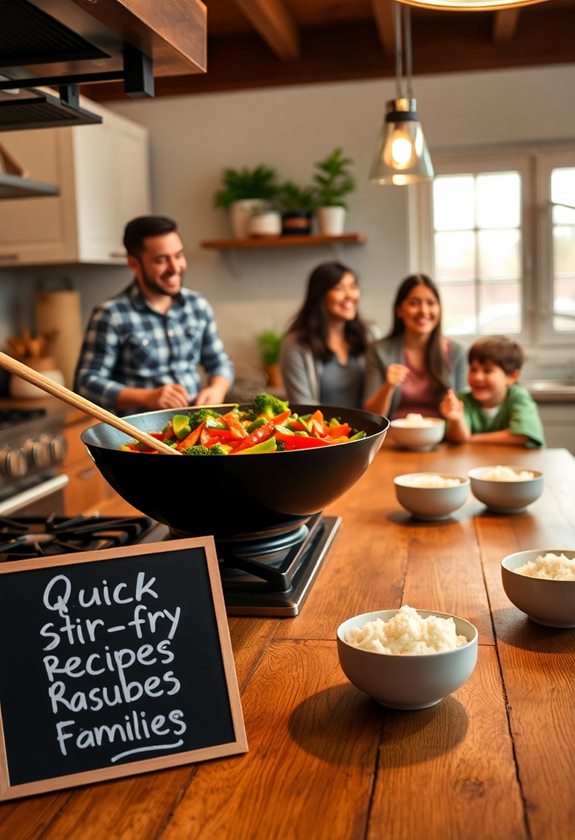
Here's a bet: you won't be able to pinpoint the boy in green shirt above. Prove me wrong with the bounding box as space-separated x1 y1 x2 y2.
440 336 545 448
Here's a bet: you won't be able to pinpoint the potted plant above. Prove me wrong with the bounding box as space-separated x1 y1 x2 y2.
256 328 284 388
276 181 317 236
247 201 282 238
214 165 279 239
312 148 355 236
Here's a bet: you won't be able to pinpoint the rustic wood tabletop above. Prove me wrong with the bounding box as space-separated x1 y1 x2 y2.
1 442 574 840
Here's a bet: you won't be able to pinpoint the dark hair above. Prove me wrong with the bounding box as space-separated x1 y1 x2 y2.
123 216 179 256
387 273 449 395
286 261 369 362
468 336 524 374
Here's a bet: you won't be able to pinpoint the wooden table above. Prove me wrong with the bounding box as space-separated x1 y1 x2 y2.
1 443 575 840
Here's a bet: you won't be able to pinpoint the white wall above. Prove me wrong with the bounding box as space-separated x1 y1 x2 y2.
2 63 575 390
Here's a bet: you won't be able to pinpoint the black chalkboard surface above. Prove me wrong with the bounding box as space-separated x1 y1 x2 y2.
0 537 247 800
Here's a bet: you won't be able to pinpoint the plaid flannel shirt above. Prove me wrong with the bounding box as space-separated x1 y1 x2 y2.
74 283 234 411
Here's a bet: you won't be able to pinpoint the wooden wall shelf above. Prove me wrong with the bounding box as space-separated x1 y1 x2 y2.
200 233 366 250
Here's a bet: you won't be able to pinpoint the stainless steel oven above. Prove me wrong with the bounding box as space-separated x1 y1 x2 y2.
0 407 68 516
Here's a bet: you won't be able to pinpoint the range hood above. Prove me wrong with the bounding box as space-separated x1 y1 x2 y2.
0 0 207 129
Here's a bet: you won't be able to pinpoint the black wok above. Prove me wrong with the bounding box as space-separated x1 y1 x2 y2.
81 404 389 543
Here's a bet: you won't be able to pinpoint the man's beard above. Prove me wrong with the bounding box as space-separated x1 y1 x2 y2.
137 260 182 298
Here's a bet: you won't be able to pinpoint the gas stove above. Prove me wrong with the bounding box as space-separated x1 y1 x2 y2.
0 513 341 617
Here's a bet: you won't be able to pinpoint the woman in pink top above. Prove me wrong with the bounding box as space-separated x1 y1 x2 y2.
363 274 466 419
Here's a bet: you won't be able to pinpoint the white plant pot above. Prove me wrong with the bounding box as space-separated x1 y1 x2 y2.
248 211 282 237
316 205 346 236
230 199 266 239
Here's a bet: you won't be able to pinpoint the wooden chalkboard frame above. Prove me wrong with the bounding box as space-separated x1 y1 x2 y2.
0 537 248 801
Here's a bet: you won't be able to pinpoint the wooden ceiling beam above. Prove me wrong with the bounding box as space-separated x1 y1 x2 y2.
81 11 575 102
493 8 521 42
231 0 300 61
371 0 396 54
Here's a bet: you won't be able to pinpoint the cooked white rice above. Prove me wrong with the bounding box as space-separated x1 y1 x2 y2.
480 465 534 482
394 413 436 428
403 474 461 489
343 605 468 655
515 552 575 581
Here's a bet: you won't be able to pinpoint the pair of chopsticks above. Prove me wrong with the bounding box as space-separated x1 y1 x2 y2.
0 351 181 455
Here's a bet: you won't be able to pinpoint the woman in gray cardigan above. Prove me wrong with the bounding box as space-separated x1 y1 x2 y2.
280 262 372 408
364 273 466 419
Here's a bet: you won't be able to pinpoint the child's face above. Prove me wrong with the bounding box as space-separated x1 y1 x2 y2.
468 359 520 408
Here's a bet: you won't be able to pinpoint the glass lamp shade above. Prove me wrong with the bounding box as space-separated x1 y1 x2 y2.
369 98 434 186
395 0 547 9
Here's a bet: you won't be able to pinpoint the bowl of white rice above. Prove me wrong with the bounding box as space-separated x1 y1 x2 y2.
501 549 575 627
337 605 478 709
388 415 445 451
468 465 544 513
394 473 470 520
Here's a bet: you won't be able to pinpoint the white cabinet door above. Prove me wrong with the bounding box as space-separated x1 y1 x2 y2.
0 130 78 264
0 101 150 266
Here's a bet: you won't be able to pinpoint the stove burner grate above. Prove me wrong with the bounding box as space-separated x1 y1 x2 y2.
0 515 155 561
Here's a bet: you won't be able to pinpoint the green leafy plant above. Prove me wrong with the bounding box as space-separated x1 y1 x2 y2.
312 148 355 209
276 181 318 214
214 165 279 208
256 328 283 366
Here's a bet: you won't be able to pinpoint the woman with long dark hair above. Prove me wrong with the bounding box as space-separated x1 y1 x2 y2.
280 261 374 407
363 273 466 418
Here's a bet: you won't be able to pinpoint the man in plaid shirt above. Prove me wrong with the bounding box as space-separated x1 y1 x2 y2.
74 216 234 414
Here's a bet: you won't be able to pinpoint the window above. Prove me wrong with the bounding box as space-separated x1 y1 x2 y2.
409 146 575 350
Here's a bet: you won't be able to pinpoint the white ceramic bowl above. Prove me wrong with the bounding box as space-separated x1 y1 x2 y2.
337 608 478 710
394 473 470 520
501 549 575 628
468 466 544 513
388 417 445 451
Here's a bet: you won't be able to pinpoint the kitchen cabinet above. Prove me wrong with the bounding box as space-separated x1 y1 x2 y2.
60 413 112 515
0 100 150 266
536 403 575 452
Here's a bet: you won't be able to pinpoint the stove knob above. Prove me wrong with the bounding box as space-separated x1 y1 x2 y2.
49 433 67 465
0 447 29 479
29 436 53 469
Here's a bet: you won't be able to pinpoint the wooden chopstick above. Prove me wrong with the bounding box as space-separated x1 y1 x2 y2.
0 352 181 456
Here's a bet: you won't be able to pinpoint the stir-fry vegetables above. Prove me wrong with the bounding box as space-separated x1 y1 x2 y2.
121 393 367 455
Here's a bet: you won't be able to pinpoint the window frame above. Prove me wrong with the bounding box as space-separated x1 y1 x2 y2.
408 143 575 353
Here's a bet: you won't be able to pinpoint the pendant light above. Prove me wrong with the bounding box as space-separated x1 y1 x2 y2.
369 3 434 187
395 0 547 10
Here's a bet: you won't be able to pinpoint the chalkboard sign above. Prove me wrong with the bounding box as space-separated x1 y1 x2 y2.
0 537 247 801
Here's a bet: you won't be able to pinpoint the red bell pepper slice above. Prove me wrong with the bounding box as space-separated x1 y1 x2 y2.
276 433 332 450
231 409 292 453
220 410 248 438
324 422 351 439
230 419 275 452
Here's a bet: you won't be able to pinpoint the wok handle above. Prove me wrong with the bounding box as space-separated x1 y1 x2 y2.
0 352 181 456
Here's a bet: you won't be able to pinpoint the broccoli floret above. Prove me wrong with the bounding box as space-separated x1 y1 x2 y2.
250 392 289 419
186 408 221 431
208 443 228 455
181 445 212 456
182 444 228 456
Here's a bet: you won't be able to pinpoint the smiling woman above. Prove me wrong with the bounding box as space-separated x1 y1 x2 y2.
280 261 372 408
363 273 467 419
